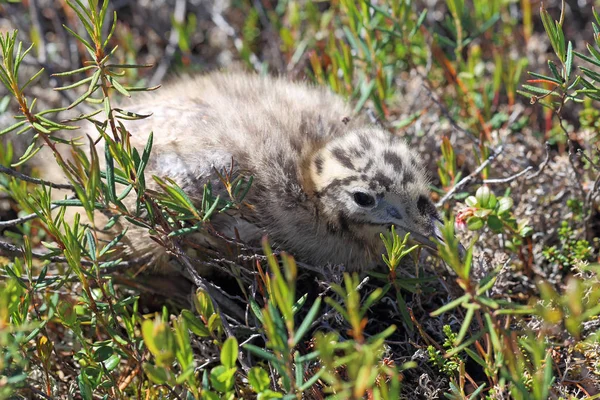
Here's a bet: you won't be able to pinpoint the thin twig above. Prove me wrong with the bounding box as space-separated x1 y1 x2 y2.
171 246 245 321
0 209 45 229
366 108 385 128
26 385 55 400
558 117 586 196
483 142 551 184
148 0 187 87
578 148 600 172
0 164 74 190
0 194 79 229
584 172 600 228
0 239 148 270
161 384 183 400
483 167 534 185
522 142 552 180
239 333 262 347
171 242 251 372
436 145 504 207
419 79 481 146
196 357 221 371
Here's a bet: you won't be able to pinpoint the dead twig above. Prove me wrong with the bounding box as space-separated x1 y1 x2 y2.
419 76 481 146
558 118 586 197
171 241 251 372
483 142 551 184
436 143 552 207
0 194 79 229
578 149 600 172
148 0 187 87
0 164 74 190
0 210 46 229
584 172 600 229
436 145 504 208
0 206 59 229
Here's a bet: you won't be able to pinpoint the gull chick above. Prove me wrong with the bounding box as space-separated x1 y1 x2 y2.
58 72 446 271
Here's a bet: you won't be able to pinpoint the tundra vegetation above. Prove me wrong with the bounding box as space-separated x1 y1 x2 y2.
0 0 599 399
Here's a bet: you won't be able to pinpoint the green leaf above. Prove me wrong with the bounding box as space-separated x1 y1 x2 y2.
244 344 278 364
484 313 501 353
540 5 557 49
520 84 555 96
67 70 101 109
201 391 220 400
487 215 503 232
248 367 270 393
454 304 476 346
353 79 375 113
464 347 487 370
54 75 94 91
135 132 153 187
5 266 27 289
527 71 562 84
430 293 470 316
98 228 127 257
209 365 236 393
85 229 97 261
395 290 414 332
143 363 169 384
249 298 264 325
409 9 428 38
106 63 154 69
473 209 492 218
220 336 238 369
565 41 573 81
12 143 42 167
93 346 114 362
104 143 117 203
179 310 209 337
52 64 96 76
77 372 94 400
292 296 321 346
102 354 120 371
142 319 175 366
519 225 534 237
0 120 27 136
464 196 478 207
110 76 131 97
547 60 562 81
62 24 94 52
466 216 484 231
52 198 102 208
497 197 513 215
32 121 51 134
20 67 45 92
580 43 600 67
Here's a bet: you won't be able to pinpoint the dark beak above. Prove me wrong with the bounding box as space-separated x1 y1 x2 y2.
398 221 467 260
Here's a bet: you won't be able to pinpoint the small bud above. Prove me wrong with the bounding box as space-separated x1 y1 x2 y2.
476 186 491 208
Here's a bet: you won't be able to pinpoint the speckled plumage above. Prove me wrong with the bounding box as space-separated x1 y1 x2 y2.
47 72 443 272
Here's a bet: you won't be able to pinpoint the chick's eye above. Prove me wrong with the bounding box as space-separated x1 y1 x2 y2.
353 192 376 207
